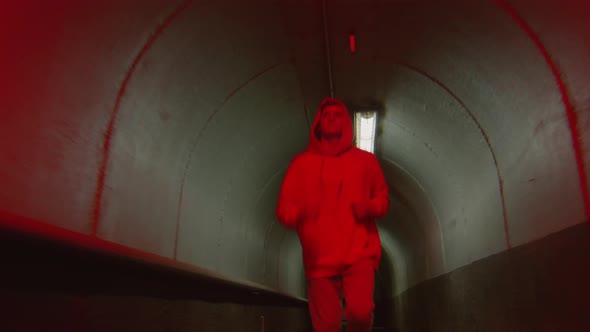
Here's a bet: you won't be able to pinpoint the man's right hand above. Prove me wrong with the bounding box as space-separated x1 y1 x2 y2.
279 202 320 228
281 203 302 225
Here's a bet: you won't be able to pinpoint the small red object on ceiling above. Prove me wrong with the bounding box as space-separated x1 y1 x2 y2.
349 33 356 53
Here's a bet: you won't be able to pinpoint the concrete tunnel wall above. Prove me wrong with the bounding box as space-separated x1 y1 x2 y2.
1 0 590 327
321 0 590 293
2 0 313 298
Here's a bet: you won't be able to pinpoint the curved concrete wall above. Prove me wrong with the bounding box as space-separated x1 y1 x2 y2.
315 0 590 294
1 0 310 297
1 0 588 308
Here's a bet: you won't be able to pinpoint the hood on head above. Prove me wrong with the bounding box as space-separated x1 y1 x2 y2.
308 97 354 156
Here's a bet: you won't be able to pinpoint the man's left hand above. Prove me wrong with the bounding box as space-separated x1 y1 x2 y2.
351 200 373 220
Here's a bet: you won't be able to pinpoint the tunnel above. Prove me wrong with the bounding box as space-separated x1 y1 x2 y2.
1 0 589 331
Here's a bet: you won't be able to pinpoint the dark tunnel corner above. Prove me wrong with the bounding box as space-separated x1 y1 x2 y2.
373 247 399 330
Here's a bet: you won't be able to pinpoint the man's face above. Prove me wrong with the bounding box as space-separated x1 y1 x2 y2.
319 104 346 138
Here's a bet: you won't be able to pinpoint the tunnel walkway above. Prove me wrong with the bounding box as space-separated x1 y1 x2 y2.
3 219 590 331
1 222 403 331
0 222 311 332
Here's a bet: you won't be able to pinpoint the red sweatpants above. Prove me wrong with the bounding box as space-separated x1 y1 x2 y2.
307 259 375 332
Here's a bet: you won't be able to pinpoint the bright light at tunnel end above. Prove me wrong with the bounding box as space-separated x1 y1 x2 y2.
354 111 377 154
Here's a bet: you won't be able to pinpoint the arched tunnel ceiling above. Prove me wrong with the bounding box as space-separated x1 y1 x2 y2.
0 0 588 301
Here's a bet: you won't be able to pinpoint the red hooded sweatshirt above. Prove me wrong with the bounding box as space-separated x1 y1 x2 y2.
276 97 389 279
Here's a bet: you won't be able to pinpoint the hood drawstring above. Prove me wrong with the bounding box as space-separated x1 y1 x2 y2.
319 158 344 200
320 158 325 185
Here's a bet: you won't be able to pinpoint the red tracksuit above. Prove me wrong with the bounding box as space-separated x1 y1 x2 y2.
276 97 389 332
